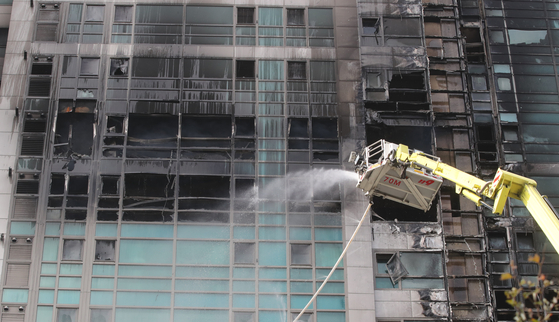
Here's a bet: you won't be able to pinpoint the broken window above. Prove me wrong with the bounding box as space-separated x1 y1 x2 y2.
110 58 129 76
127 114 178 151
461 27 485 62
234 242 255 264
449 278 486 303
101 176 119 195
54 112 94 156
291 244 312 265
362 18 380 36
236 60 255 78
287 9 305 26
238 8 254 24
362 17 421 47
376 252 444 289
95 240 115 261
62 239 84 260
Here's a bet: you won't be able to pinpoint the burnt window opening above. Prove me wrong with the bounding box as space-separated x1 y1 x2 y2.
179 176 230 198
365 70 428 111
179 212 229 223
68 176 88 195
237 8 254 24
65 210 87 220
235 179 255 197
31 63 53 75
236 60 255 78
97 211 118 221
312 118 338 139
289 119 309 138
110 58 129 76
475 124 498 162
122 211 174 222
50 174 65 195
124 174 175 199
54 112 94 156
235 118 255 137
106 116 124 134
80 58 100 76
182 116 232 138
461 27 485 63
127 114 178 147
376 252 444 289
288 62 306 80
95 240 115 261
287 9 305 26
101 176 119 195
362 18 380 35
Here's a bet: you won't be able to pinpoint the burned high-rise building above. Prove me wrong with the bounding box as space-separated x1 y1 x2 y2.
0 0 557 321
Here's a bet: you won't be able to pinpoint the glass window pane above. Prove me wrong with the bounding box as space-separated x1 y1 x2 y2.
115 309 170 322
37 306 54 322
315 243 343 267
68 4 83 23
57 290 80 304
86 5 104 22
116 292 171 307
176 241 229 265
292 244 312 265
119 240 173 264
57 309 77 322
174 293 229 308
118 265 172 277
95 240 115 261
91 277 114 289
121 224 173 238
60 264 82 275
235 242 255 264
317 295 345 310
2 289 29 303
91 291 113 306
400 252 443 276
62 239 83 260
308 9 333 27
186 6 233 24
38 290 55 304
115 6 132 22
177 225 230 239
91 309 112 322
288 9 305 25
118 278 172 290
259 8 283 26
259 242 286 266
175 309 229 321
10 222 36 235
81 58 100 75
135 5 183 24
59 277 81 288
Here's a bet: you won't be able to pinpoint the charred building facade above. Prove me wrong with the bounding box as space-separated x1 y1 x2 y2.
0 0 557 322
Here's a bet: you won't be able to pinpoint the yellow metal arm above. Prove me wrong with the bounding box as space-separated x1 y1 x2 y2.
395 144 559 254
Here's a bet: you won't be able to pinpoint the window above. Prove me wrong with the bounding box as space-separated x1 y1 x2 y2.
362 18 379 35
35 3 60 42
291 244 312 265
112 6 133 43
62 239 84 260
361 17 422 47
287 9 305 26
95 240 115 261
65 4 104 43
237 60 255 78
110 58 129 76
238 8 254 24
186 6 234 45
375 252 444 289
234 242 255 264
80 58 100 76
288 62 306 80
57 308 77 322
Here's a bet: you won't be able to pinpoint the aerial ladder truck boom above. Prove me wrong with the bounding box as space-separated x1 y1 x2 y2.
350 139 559 254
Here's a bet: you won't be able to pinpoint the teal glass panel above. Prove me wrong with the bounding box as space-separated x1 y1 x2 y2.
59 264 82 275
58 277 81 288
174 293 229 308
118 278 172 290
259 214 285 225
259 27 283 36
41 263 57 275
258 139 285 150
42 238 59 261
375 277 397 289
234 226 255 239
259 242 286 266
176 241 229 265
57 290 80 304
259 311 284 322
258 151 285 162
175 279 229 292
317 295 344 309
259 294 286 309
177 225 230 239
93 264 115 276
315 228 342 241
40 276 56 288
233 281 255 292
92 277 114 289
36 306 53 322
291 295 313 309
63 223 86 236
121 224 173 238
258 117 284 138
116 308 170 322
259 268 286 279
259 227 286 240
233 267 255 279
259 281 287 292
116 291 171 306
45 223 60 236
260 201 285 212
176 266 229 278
316 269 343 280
315 243 343 267
119 240 173 264
233 294 255 308
174 310 228 322
91 291 113 305
291 268 312 280
118 265 172 277
259 8 283 26
530 177 559 195
37 290 54 304
290 228 311 240
259 61 284 80
317 312 345 322
96 223 118 237
291 281 313 293
258 163 285 175
10 222 36 235
259 38 283 46
317 282 344 293
402 278 444 289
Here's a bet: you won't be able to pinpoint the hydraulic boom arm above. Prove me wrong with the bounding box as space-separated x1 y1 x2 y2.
352 140 559 254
